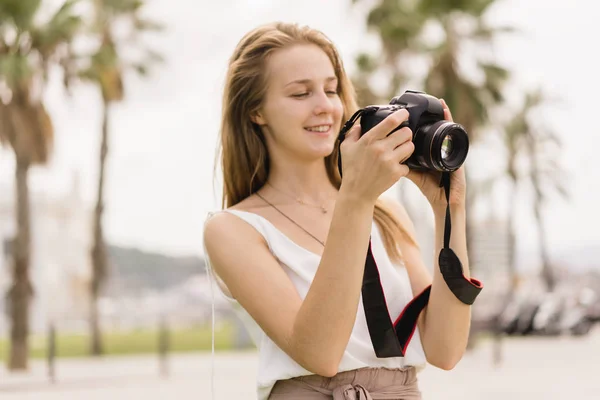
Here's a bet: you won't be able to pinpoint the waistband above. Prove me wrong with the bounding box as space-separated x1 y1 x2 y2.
269 366 421 399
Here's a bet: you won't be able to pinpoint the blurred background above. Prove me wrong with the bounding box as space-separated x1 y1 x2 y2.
0 0 599 398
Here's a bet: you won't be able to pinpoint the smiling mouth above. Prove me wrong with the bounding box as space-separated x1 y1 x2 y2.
304 125 332 134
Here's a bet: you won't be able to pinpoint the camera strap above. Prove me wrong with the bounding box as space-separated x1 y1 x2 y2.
337 120 483 358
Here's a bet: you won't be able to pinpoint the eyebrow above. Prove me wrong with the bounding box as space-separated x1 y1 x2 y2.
284 76 338 87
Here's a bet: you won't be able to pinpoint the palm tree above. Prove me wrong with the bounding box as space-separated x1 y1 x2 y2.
354 0 513 135
79 0 163 355
350 1 429 223
0 0 82 370
501 90 568 292
499 99 532 297
488 89 568 363
518 90 567 291
352 0 514 273
351 0 426 106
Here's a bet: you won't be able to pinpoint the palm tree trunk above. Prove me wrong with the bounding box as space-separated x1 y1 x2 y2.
507 167 519 295
534 199 555 291
7 158 33 370
90 98 110 356
527 136 555 292
492 173 519 365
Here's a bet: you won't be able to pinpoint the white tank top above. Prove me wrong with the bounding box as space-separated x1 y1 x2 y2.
204 209 427 400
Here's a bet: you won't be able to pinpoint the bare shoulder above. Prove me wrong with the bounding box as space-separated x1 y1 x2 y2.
203 211 255 246
203 195 267 250
202 196 278 300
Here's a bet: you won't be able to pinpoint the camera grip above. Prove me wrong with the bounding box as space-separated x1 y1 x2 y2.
360 108 409 137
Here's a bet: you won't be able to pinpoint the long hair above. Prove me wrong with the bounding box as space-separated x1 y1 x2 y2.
217 22 417 263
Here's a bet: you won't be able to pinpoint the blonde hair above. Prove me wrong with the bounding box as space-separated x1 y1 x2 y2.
217 22 417 263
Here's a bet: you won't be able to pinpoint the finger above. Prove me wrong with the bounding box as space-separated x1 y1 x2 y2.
382 126 412 150
361 108 409 142
392 139 415 164
440 99 454 122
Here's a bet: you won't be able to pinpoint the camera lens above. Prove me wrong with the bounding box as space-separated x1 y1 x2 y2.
410 121 469 172
435 123 468 171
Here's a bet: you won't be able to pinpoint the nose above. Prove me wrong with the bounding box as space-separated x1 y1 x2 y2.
313 90 335 115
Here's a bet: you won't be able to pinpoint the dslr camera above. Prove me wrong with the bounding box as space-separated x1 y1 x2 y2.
359 90 469 172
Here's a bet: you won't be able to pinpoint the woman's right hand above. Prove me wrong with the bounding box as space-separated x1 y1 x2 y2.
339 108 414 204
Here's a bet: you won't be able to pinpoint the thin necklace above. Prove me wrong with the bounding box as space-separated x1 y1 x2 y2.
255 191 325 247
266 182 330 214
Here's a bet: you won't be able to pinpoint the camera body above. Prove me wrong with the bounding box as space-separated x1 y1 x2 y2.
360 90 469 172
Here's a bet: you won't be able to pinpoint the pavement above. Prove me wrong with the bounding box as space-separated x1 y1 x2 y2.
1 328 599 399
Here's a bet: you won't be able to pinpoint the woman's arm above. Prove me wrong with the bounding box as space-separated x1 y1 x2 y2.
384 197 471 370
293 191 375 375
422 204 471 370
204 190 375 377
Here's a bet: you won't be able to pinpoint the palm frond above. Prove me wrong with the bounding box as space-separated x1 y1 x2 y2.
0 53 32 88
418 0 496 17
366 0 423 54
0 0 41 32
84 0 163 101
472 23 518 41
356 52 379 74
1 99 53 165
102 0 144 14
29 101 53 163
142 47 164 64
133 17 164 32
30 0 83 60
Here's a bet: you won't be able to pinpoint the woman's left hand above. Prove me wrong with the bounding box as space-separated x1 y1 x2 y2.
405 99 467 213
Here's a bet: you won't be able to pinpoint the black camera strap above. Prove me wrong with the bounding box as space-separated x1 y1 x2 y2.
437 173 483 306
336 108 371 177
337 119 483 358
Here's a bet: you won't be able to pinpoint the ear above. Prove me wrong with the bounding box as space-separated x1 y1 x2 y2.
250 110 266 126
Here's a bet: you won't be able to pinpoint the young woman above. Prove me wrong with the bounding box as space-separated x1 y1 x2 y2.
204 22 475 399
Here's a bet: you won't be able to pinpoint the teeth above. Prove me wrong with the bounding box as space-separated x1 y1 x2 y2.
306 125 330 132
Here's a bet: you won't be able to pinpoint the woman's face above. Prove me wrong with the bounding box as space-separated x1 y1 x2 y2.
254 44 344 162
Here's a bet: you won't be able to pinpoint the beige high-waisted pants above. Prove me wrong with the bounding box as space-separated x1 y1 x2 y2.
269 366 422 399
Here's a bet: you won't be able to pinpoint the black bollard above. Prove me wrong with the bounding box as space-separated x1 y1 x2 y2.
48 322 56 383
158 315 169 378
492 314 504 367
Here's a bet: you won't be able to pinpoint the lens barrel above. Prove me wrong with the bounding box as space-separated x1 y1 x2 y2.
413 121 469 172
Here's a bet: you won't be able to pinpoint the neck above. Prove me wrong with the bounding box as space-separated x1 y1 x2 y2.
265 158 337 205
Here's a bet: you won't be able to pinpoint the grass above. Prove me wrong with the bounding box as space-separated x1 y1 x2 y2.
0 322 240 360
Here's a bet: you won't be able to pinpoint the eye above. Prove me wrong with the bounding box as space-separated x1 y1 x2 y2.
326 90 339 96
291 92 309 98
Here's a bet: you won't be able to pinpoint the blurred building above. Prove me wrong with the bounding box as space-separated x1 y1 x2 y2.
471 217 510 277
0 174 92 336
469 217 511 318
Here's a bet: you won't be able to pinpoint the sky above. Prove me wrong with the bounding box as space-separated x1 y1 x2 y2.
0 0 598 267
